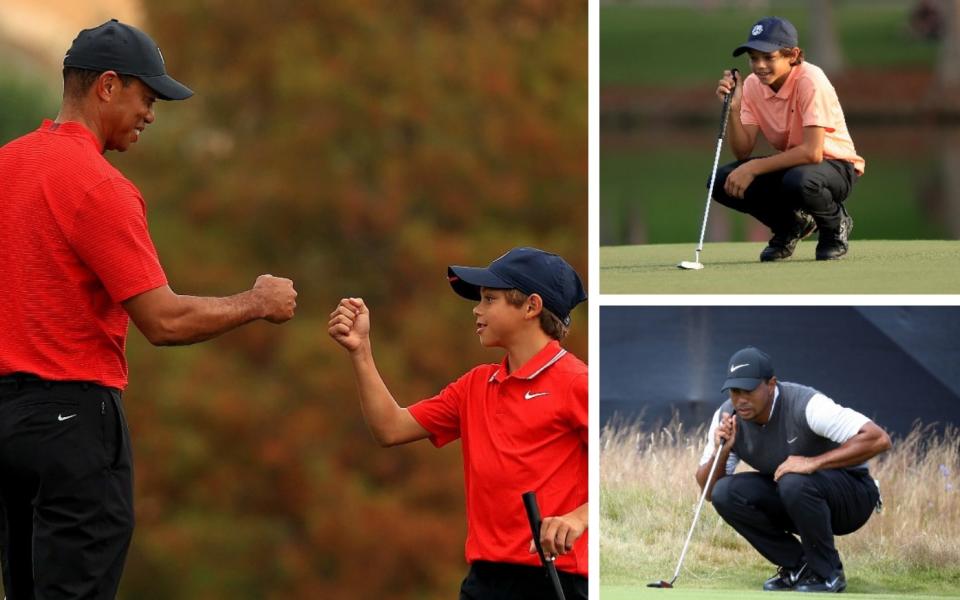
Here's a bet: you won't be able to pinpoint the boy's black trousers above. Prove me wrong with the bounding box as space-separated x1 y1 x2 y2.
712 158 857 234
459 561 588 599
711 469 879 581
0 374 134 599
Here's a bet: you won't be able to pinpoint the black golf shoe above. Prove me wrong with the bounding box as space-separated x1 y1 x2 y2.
815 208 854 261
760 213 817 262
794 571 847 593
763 563 807 591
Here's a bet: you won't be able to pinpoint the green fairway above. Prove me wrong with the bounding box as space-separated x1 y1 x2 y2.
600 143 946 246
600 240 960 294
601 586 960 599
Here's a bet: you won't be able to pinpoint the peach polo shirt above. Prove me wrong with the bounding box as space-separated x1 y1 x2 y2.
740 62 865 175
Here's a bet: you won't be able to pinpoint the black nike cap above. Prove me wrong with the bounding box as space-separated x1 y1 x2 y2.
64 19 193 101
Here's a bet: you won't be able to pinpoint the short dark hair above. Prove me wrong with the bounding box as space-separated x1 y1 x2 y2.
62 67 138 99
779 46 805 65
503 289 570 340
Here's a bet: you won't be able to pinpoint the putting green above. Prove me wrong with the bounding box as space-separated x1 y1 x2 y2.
600 240 960 294
601 586 959 599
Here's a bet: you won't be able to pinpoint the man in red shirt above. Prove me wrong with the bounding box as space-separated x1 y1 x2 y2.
328 247 588 599
0 20 297 599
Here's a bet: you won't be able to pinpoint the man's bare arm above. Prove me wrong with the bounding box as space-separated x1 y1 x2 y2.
774 421 892 481
123 275 297 346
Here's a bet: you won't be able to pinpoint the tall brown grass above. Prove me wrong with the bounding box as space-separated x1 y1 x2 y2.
600 419 960 592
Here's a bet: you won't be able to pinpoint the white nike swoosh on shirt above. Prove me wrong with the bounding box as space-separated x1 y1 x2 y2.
788 436 798 443
730 363 750 373
524 391 550 400
58 414 77 422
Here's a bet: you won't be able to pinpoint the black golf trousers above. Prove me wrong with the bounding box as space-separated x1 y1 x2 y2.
711 469 879 581
711 158 857 234
459 561 588 600
0 375 134 599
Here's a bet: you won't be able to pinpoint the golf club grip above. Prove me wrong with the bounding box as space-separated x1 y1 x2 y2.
522 491 547 560
522 491 567 600
716 68 739 140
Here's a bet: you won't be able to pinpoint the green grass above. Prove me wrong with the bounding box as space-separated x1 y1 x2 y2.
602 423 960 598
600 143 945 246
600 587 960 599
600 240 960 294
0 69 57 145
600 3 937 86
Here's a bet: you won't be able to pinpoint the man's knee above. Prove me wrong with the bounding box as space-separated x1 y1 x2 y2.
777 472 817 507
710 476 735 513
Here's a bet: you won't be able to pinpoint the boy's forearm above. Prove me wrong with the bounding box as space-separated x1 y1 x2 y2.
348 342 410 446
570 502 588 529
329 298 429 446
748 145 820 176
727 111 754 159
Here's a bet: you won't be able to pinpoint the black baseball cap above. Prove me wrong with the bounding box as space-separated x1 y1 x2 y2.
721 346 775 392
64 19 193 101
447 247 587 326
732 16 799 57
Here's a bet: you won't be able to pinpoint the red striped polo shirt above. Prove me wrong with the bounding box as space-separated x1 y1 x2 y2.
408 340 589 576
0 120 167 389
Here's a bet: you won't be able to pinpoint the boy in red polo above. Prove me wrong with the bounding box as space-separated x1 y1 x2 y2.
328 247 588 599
712 16 864 262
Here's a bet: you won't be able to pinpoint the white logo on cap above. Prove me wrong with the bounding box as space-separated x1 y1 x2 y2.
730 363 750 373
157 47 165 65
752 24 764 36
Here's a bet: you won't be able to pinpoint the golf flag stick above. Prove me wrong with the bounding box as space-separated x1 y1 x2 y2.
678 68 739 270
522 491 567 600
648 437 727 588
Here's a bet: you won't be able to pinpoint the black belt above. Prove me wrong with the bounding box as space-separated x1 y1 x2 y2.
0 372 101 391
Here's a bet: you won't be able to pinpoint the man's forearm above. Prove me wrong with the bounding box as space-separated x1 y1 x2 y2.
696 447 730 501
811 428 892 472
126 277 295 346
147 291 265 346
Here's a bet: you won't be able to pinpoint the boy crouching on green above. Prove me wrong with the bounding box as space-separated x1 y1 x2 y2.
328 247 588 599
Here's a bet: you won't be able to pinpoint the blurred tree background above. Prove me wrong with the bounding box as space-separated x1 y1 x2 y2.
0 1 587 598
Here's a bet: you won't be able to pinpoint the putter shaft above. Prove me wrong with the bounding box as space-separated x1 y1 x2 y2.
522 491 567 600
666 437 727 586
685 68 738 265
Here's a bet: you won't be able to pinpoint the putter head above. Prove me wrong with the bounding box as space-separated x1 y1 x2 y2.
647 580 674 588
677 261 703 270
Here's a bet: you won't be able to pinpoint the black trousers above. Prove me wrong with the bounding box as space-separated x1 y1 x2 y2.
711 470 879 581
711 158 857 233
0 375 134 599
459 561 588 600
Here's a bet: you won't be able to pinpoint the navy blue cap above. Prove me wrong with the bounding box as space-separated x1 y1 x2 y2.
732 16 799 57
64 19 193 101
721 346 775 392
447 247 587 326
